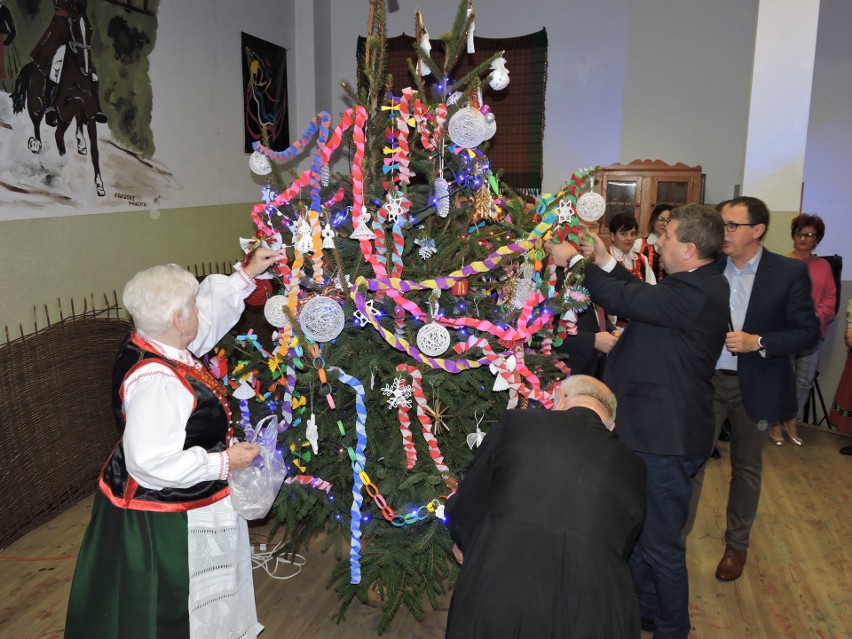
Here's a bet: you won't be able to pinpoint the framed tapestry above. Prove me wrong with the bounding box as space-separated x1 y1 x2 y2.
242 32 289 153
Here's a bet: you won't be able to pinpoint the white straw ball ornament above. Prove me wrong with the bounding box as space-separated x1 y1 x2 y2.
448 107 487 149
264 295 292 328
416 322 451 357
249 151 272 176
299 295 345 343
576 192 606 222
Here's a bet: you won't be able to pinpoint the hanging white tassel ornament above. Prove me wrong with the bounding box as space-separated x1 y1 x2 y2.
320 164 330 187
433 177 450 218
466 1 476 53
418 29 432 77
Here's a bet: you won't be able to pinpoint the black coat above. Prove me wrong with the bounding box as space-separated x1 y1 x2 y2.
585 261 730 459
445 408 646 639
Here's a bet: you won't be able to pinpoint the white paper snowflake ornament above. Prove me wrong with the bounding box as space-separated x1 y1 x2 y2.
416 322 451 357
383 192 408 225
556 198 576 224
576 192 607 222
298 295 345 343
263 295 292 329
432 177 450 218
448 106 487 149
352 299 377 327
350 207 377 240
249 151 272 176
488 56 510 91
382 376 413 409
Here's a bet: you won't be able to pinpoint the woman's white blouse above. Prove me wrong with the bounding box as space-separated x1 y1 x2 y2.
122 269 255 490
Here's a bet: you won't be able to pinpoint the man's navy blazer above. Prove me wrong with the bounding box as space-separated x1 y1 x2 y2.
713 249 819 423
582 260 730 459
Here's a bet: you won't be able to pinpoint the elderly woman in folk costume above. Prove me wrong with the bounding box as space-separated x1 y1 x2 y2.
65 247 283 639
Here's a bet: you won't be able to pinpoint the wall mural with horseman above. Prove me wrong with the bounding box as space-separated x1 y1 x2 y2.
0 0 168 214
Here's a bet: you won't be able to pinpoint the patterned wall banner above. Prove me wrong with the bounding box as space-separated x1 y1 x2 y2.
241 32 289 154
357 29 548 193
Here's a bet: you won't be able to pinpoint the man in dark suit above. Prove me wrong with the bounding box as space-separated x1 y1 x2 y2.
546 203 730 639
554 217 620 378
686 196 819 582
445 375 646 639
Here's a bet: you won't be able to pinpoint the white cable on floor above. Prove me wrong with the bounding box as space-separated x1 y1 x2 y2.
249 540 307 580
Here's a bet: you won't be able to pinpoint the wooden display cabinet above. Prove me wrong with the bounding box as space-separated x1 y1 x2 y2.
593 159 705 239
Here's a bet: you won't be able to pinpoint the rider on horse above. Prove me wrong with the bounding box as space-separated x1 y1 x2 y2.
30 0 107 127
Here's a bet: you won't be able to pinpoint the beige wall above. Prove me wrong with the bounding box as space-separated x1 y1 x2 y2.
0 204 256 336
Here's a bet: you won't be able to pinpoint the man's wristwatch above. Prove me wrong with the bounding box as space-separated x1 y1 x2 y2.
757 336 766 351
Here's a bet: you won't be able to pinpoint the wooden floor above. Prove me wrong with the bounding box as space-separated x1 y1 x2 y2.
2 424 851 639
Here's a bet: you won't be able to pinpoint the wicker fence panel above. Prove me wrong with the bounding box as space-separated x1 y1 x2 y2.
0 306 131 549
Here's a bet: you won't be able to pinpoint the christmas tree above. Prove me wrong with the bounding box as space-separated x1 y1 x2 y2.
218 0 602 631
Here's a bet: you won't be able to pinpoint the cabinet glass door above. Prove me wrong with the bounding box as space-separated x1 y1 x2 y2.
654 180 689 206
605 180 638 219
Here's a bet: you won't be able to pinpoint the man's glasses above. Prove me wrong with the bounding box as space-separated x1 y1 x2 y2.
723 222 760 233
794 232 818 239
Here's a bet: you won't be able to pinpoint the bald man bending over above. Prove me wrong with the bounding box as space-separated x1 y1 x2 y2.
445 376 647 639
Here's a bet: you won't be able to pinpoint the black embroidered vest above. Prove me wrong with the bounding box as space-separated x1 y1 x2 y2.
99 334 231 512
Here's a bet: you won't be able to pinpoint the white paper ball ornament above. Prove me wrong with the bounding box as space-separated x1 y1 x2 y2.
249 151 272 176
416 322 451 357
576 192 607 222
299 295 345 343
264 295 292 328
448 107 487 149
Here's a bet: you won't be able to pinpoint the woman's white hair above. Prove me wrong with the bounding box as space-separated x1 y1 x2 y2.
122 264 199 339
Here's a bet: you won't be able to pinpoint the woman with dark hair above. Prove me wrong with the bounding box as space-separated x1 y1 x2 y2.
638 203 672 281
769 214 836 446
607 213 656 283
